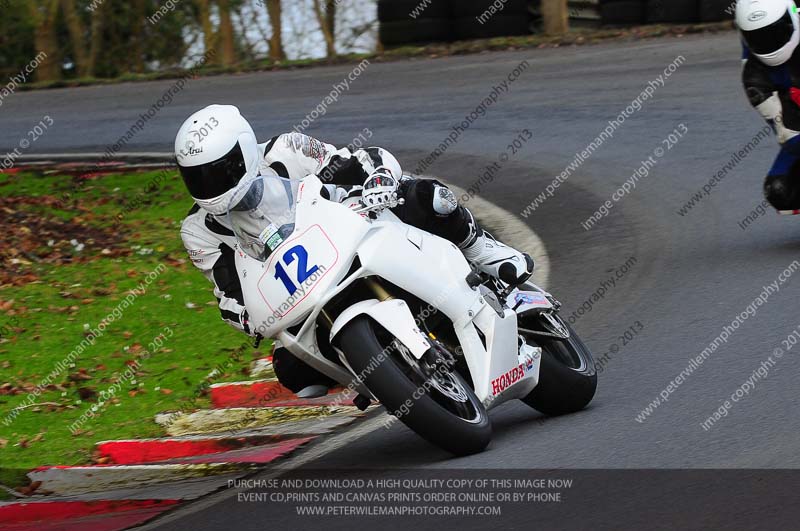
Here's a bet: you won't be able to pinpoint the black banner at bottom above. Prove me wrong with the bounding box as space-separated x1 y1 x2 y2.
220 469 800 530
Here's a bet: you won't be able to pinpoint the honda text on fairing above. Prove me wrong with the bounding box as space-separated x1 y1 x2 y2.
226 171 597 455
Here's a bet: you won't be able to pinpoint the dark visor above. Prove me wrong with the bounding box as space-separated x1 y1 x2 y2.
179 142 247 200
742 11 795 55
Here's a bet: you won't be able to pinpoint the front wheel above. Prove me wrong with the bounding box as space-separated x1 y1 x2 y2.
521 319 598 416
338 316 491 456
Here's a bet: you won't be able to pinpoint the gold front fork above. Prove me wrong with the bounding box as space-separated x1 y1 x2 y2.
365 277 393 301
319 277 391 329
364 277 437 342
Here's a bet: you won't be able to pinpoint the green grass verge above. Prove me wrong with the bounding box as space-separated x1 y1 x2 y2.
0 169 269 483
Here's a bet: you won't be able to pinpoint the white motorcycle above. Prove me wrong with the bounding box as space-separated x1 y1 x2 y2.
227 172 597 456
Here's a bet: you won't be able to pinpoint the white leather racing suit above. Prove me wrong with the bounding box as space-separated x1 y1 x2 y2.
180 132 408 334
180 132 527 336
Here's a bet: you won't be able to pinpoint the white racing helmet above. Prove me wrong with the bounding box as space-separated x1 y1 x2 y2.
175 104 261 215
737 0 800 66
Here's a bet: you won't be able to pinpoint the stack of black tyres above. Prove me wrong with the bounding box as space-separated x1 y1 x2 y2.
451 0 532 41
600 0 734 25
599 0 646 25
377 0 532 47
698 0 735 22
378 0 452 46
379 0 734 46
645 0 698 23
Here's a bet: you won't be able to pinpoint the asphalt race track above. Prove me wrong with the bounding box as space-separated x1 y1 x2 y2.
4 31 800 528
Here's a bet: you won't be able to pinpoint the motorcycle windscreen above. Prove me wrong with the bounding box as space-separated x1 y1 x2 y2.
226 172 300 262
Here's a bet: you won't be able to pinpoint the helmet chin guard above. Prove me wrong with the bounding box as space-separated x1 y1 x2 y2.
175 104 261 215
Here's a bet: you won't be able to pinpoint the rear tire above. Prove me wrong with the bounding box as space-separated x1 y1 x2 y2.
522 321 598 416
338 316 491 456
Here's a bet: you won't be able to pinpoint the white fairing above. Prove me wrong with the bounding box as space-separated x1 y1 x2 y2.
233 174 552 406
329 299 431 358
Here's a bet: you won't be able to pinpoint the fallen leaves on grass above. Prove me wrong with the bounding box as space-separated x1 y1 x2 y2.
68 369 92 382
0 196 131 286
77 387 97 400
127 343 144 354
16 432 45 448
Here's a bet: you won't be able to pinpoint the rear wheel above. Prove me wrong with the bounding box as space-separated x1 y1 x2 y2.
520 316 598 416
338 316 491 456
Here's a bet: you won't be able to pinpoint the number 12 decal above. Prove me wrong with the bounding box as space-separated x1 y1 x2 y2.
274 245 320 295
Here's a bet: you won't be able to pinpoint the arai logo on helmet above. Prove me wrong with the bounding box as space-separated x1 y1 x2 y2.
185 140 203 156
747 10 768 22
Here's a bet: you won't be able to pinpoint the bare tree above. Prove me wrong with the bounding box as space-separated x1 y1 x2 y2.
217 0 237 66
235 5 259 62
129 0 146 73
312 0 336 58
542 0 569 35
335 0 379 55
197 0 218 62
248 2 273 58
27 0 61 81
87 0 107 77
59 0 90 76
325 0 336 45
266 0 286 61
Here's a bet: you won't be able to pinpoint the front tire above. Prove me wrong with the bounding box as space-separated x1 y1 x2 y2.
338 316 491 456
522 320 598 416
